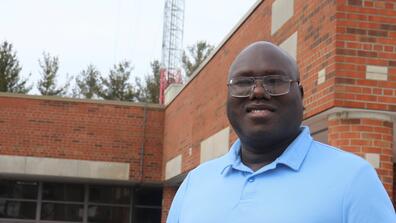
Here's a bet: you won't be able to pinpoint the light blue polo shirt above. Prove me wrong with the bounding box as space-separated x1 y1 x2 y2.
167 127 396 223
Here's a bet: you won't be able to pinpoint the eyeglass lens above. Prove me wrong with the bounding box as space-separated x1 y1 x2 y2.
229 76 292 97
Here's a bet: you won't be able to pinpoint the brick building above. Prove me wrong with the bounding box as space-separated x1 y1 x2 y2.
0 95 164 222
0 0 395 222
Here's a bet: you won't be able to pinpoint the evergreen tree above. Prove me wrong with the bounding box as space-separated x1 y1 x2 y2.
0 41 31 93
73 64 100 99
37 52 68 96
136 60 160 103
97 61 138 101
182 40 214 77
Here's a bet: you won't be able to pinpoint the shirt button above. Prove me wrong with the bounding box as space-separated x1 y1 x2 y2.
248 177 255 182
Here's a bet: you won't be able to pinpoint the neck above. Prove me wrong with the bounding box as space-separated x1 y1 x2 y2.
240 131 300 171
240 142 287 171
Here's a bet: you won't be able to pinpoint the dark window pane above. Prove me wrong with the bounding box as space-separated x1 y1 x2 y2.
134 207 161 223
42 182 84 202
0 180 38 199
89 186 130 204
0 200 36 219
41 203 83 222
134 187 162 206
88 205 129 223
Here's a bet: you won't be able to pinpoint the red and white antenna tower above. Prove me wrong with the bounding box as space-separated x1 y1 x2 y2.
160 0 185 104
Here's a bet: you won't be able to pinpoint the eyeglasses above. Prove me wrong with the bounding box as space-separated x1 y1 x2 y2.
227 75 298 97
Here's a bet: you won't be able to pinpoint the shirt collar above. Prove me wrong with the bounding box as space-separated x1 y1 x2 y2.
220 126 313 175
220 139 242 175
276 126 313 171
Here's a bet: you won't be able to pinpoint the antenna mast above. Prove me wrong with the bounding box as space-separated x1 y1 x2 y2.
160 0 185 104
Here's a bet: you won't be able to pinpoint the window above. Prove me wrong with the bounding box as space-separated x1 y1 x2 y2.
0 180 38 199
41 203 83 221
88 185 131 223
134 187 162 206
0 180 38 220
134 208 161 223
89 185 130 204
42 182 84 202
40 182 85 222
0 200 36 219
88 205 129 223
133 187 162 223
0 180 162 223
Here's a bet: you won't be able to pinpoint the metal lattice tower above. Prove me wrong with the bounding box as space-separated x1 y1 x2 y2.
160 0 185 104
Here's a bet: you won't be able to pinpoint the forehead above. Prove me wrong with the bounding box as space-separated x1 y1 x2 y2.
229 43 296 79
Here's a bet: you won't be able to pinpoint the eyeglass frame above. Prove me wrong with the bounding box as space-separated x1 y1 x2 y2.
227 75 300 98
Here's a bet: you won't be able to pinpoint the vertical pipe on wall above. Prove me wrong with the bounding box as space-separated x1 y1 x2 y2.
139 103 148 182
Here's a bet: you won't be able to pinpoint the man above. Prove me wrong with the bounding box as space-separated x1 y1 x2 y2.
167 41 396 222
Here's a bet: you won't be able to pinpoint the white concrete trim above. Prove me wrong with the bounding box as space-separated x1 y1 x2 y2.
304 107 396 124
317 68 326 85
0 155 130 180
164 83 184 105
328 111 393 122
364 153 380 169
165 155 182 180
366 65 388 81
271 0 294 35
200 127 230 163
279 32 298 59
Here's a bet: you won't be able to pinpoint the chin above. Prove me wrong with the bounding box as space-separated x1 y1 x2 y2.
238 121 301 145
235 125 273 142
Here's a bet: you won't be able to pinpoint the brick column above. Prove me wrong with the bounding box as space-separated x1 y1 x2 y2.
328 111 394 199
161 186 178 223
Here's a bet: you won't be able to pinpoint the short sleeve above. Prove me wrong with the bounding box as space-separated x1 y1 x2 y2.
343 163 396 223
166 173 191 223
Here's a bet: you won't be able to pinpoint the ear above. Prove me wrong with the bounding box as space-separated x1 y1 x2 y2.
299 84 304 98
299 84 306 111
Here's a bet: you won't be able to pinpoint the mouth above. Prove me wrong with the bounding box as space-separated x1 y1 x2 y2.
246 104 276 113
245 104 276 118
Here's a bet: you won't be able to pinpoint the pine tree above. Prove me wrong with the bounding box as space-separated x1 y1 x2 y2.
97 61 138 101
37 52 68 96
0 41 31 93
73 64 100 99
182 40 214 77
136 60 160 103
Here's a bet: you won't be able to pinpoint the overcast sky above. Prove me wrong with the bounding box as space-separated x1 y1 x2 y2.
1 0 257 94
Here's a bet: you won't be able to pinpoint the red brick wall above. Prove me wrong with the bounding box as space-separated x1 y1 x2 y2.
334 0 396 111
296 0 338 118
161 186 178 223
0 94 164 183
328 117 394 198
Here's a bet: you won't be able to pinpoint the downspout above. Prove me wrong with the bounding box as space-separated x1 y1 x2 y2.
139 103 148 183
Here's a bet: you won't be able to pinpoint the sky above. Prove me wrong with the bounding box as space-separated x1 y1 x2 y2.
1 0 257 94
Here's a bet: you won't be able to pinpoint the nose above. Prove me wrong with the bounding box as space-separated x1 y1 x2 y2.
249 80 271 100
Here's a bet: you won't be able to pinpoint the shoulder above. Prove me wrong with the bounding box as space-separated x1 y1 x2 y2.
301 139 379 187
304 141 395 219
187 154 230 180
309 140 370 171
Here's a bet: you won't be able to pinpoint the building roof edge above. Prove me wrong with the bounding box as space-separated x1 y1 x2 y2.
0 92 164 109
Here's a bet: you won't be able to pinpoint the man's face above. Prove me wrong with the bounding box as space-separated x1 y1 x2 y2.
226 42 303 148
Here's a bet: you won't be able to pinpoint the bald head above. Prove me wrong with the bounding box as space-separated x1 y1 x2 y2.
228 41 300 82
226 40 304 155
